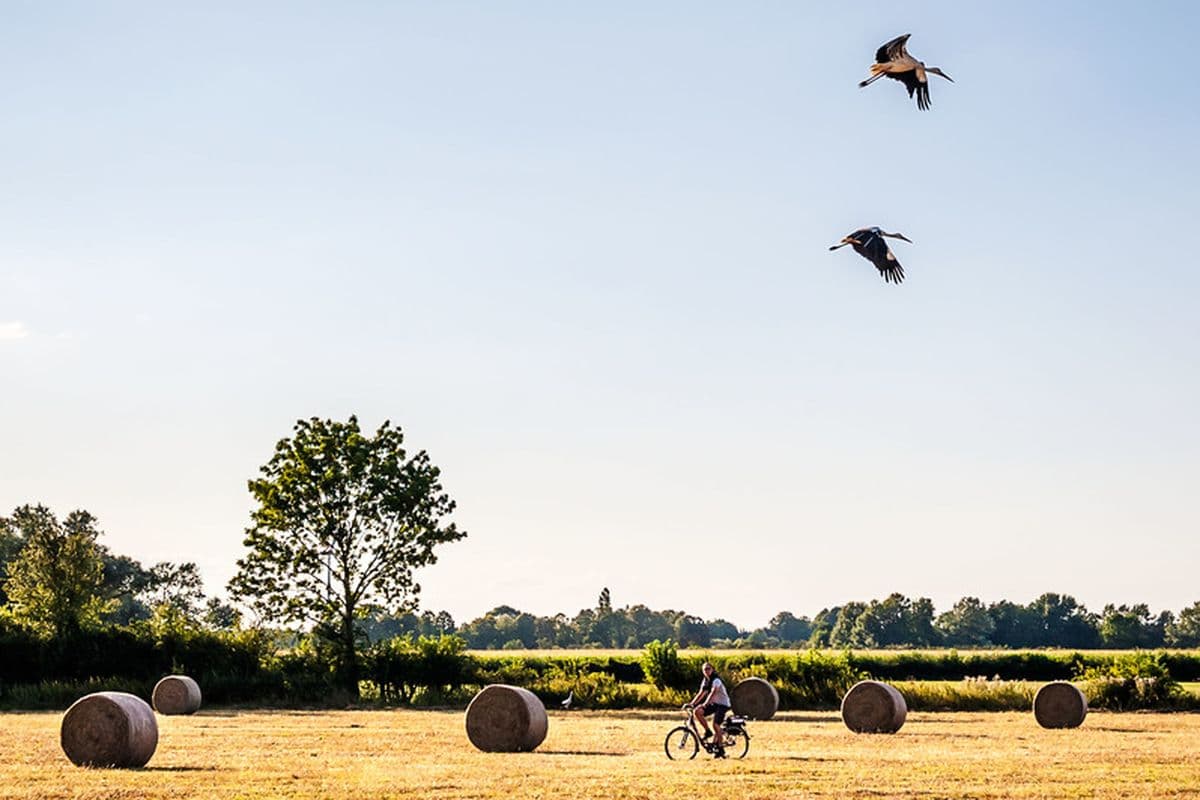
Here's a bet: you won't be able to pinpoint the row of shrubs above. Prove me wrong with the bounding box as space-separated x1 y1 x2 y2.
370 639 1200 712
2 625 1197 711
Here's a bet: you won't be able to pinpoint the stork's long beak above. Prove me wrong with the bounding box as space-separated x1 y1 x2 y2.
895 233 913 243
930 68 954 82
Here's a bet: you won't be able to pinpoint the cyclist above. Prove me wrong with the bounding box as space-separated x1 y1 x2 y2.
686 662 732 757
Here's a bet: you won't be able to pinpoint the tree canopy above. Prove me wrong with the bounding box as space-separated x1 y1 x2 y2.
228 415 465 697
2 505 109 637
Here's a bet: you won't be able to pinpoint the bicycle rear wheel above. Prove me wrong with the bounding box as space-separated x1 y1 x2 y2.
664 726 699 760
723 728 750 759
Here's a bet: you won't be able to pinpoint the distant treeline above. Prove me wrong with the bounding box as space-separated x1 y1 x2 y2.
374 588 1200 651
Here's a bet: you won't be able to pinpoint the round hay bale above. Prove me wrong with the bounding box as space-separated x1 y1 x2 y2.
841 680 907 734
464 684 548 752
1033 681 1087 729
61 692 158 768
730 677 780 720
152 675 202 715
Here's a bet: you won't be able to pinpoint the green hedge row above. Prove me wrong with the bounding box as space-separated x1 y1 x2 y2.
3 624 1198 711
470 647 1200 684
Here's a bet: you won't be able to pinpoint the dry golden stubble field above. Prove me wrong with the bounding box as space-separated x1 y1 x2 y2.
1 708 1198 799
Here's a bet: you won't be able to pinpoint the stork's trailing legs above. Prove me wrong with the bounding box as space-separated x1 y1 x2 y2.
828 238 862 250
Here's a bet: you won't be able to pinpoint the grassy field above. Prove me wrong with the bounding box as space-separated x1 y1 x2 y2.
2 709 1199 799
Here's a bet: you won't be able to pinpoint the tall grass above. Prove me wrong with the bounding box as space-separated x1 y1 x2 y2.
895 679 1037 712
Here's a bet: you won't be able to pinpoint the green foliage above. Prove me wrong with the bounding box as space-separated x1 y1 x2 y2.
449 592 1200 651
1098 604 1170 648
1026 593 1100 648
144 562 206 619
228 415 465 698
643 648 864 708
0 517 23 606
0 620 281 708
1078 652 1183 710
565 672 639 707
852 593 938 647
367 634 472 703
895 678 1037 711
936 597 996 646
770 650 867 708
829 602 867 647
2 505 110 637
846 650 1084 682
640 639 685 690
1166 602 1200 647
765 611 813 645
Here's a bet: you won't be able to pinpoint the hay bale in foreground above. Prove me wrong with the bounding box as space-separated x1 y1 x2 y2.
730 677 780 720
152 675 202 715
61 692 158 768
465 684 548 752
841 680 907 734
1034 681 1087 729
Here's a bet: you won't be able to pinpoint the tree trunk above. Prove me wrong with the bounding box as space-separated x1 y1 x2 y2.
338 610 360 700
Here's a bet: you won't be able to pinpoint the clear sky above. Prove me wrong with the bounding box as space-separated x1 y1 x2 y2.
3 2 1198 629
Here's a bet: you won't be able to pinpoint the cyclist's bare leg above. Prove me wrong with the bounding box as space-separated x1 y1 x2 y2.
693 706 712 737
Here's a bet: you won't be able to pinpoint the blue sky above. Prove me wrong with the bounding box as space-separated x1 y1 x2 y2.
3 2 1198 628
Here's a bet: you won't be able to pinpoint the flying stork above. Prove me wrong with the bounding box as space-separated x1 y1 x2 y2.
829 227 911 284
858 34 953 110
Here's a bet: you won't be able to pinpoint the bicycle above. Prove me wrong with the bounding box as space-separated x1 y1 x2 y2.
664 705 751 760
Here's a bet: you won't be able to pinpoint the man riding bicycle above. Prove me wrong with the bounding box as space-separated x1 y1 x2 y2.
686 662 732 757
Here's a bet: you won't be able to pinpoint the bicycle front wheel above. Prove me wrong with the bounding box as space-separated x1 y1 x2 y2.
724 729 750 759
664 726 699 760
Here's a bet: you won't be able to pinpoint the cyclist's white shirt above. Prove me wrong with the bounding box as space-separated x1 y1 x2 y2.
701 676 731 707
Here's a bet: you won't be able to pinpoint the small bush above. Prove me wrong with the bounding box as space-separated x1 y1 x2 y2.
1077 652 1183 710
641 640 686 690
774 650 867 708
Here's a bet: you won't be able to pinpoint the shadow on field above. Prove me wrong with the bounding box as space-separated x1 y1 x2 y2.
539 750 628 757
893 731 993 739
142 766 222 772
562 710 682 722
1084 726 1153 733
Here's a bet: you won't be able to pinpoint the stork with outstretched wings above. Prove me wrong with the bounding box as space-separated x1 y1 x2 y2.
859 34 953 110
829 227 912 284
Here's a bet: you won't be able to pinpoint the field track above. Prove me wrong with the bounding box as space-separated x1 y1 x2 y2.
2 709 1198 799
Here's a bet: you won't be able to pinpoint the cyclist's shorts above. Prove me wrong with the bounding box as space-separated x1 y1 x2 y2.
703 703 730 724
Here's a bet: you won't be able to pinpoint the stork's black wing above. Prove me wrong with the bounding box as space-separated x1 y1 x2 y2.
875 34 911 64
850 230 905 284
885 69 931 110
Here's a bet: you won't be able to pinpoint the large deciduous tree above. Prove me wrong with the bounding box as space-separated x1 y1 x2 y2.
2 505 109 637
228 416 465 698
935 597 996 646
1166 602 1200 647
